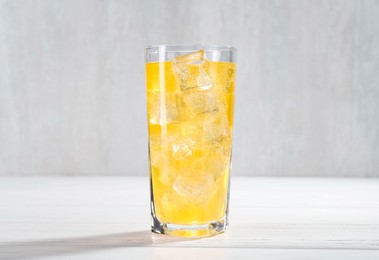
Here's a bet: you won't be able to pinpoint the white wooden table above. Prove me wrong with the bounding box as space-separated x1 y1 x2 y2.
1 177 379 259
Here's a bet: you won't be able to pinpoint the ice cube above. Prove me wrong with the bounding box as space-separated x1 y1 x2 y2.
147 91 179 124
196 68 212 90
176 89 218 119
205 141 232 181
172 50 212 91
171 137 195 161
150 132 197 184
202 112 230 143
173 175 218 204
149 140 176 184
181 111 230 144
154 149 175 185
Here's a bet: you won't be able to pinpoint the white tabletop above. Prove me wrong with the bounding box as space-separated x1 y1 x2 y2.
1 177 379 259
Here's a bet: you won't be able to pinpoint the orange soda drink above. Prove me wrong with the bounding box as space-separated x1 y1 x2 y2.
145 45 236 237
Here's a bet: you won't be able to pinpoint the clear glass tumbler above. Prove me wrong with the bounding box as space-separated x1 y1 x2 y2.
145 44 236 237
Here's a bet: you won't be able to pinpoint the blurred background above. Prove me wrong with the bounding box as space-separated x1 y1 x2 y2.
0 0 378 177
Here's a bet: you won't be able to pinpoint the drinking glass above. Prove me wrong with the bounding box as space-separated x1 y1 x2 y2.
145 44 236 237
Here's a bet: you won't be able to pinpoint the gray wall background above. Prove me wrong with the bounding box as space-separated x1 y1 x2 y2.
0 0 378 177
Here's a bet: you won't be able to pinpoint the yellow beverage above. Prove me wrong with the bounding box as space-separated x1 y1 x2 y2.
146 49 236 237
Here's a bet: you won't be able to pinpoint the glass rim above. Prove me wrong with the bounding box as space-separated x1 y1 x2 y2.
145 44 237 53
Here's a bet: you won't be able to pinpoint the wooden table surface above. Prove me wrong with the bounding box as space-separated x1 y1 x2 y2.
1 177 379 259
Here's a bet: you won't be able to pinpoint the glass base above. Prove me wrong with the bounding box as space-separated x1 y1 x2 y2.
151 217 228 238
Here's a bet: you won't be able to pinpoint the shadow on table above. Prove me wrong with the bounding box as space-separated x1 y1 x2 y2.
0 230 189 259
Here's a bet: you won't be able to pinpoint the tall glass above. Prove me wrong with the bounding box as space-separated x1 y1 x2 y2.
145 44 236 237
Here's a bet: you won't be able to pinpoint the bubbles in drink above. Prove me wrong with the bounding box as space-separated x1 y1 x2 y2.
226 67 236 92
